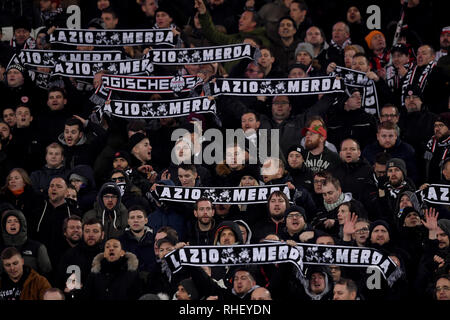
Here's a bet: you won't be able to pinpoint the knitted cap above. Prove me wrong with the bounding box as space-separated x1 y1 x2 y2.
295 42 314 58
435 112 450 129
284 205 307 221
386 158 407 177
287 144 304 156
437 219 450 238
365 30 384 49
6 64 25 74
128 132 148 152
113 150 131 163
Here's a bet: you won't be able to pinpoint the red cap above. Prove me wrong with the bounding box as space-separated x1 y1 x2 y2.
301 125 327 139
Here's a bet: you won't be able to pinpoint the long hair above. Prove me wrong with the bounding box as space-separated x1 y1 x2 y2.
1 168 32 193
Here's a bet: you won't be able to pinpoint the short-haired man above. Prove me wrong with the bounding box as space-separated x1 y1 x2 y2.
101 7 119 29
187 198 216 245
58 116 107 169
326 21 351 66
0 247 51 300
333 278 358 300
435 274 450 300
362 121 418 184
119 205 156 274
56 218 104 299
424 112 450 183
30 142 69 196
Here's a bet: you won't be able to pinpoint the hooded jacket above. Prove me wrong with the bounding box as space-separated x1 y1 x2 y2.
83 252 142 300
83 183 128 240
68 165 97 213
0 210 52 276
301 265 334 300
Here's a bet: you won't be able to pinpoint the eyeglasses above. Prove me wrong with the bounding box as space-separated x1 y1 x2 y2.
287 213 303 219
111 177 125 183
103 195 118 199
436 286 450 292
313 179 326 184
355 227 369 234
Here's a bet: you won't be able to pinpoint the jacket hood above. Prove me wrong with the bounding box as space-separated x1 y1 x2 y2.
1 209 27 246
68 164 96 189
91 252 139 273
97 182 122 211
58 132 87 147
233 220 252 244
303 265 333 300
213 221 244 245
395 190 421 214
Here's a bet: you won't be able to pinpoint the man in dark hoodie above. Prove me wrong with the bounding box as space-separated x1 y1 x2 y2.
187 198 216 246
424 112 450 183
83 182 128 240
300 265 335 300
285 144 314 193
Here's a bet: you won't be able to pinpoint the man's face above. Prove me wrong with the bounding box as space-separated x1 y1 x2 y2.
351 56 370 72
5 216 20 235
377 128 397 149
287 151 303 169
346 6 361 23
66 188 77 202
286 211 305 233
7 69 24 88
97 0 110 10
14 28 30 45
305 27 322 46
104 239 124 262
233 271 255 295
417 45 435 67
156 11 173 28
176 285 191 300
240 175 257 187
225 146 246 169
268 195 287 218
3 108 16 127
436 227 449 249
379 106 399 124
304 131 322 151
64 124 83 147
0 122 10 140
440 31 450 50
220 228 236 245
244 63 264 79
405 95 422 112
271 96 291 121
288 67 307 78
322 183 341 205
353 222 369 245
392 52 409 68
101 12 118 29
337 205 350 225
15 106 32 128
47 91 67 111
344 49 356 68
238 11 256 32
133 138 152 162
289 2 306 23
373 163 387 178
65 219 82 242
241 113 260 133
333 283 356 300
46 147 64 168
154 231 167 256
399 195 413 209
403 211 421 227
178 168 197 187
340 140 360 163
434 121 449 139
2 254 24 282
296 51 312 65
113 157 129 170
102 193 118 210
370 225 390 245
128 210 148 233
48 178 68 203
158 242 174 259
142 0 157 17
175 139 192 163
310 272 326 294
313 176 326 194
332 22 349 45
370 33 386 51
258 49 275 69
436 278 450 300
387 166 404 186
316 235 335 245
194 201 214 226
278 18 296 39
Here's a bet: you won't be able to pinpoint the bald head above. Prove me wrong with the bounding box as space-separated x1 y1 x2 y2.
251 287 272 300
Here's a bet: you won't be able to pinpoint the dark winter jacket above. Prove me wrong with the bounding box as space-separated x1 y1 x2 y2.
119 227 157 273
83 252 142 300
0 266 51 300
30 165 70 197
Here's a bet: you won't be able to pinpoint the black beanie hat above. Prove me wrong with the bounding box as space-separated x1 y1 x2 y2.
287 144 304 157
128 132 147 152
369 220 391 237
437 219 450 238
113 150 132 164
399 206 422 226
436 112 450 130
179 279 199 300
386 158 407 177
13 16 31 32
284 205 307 221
